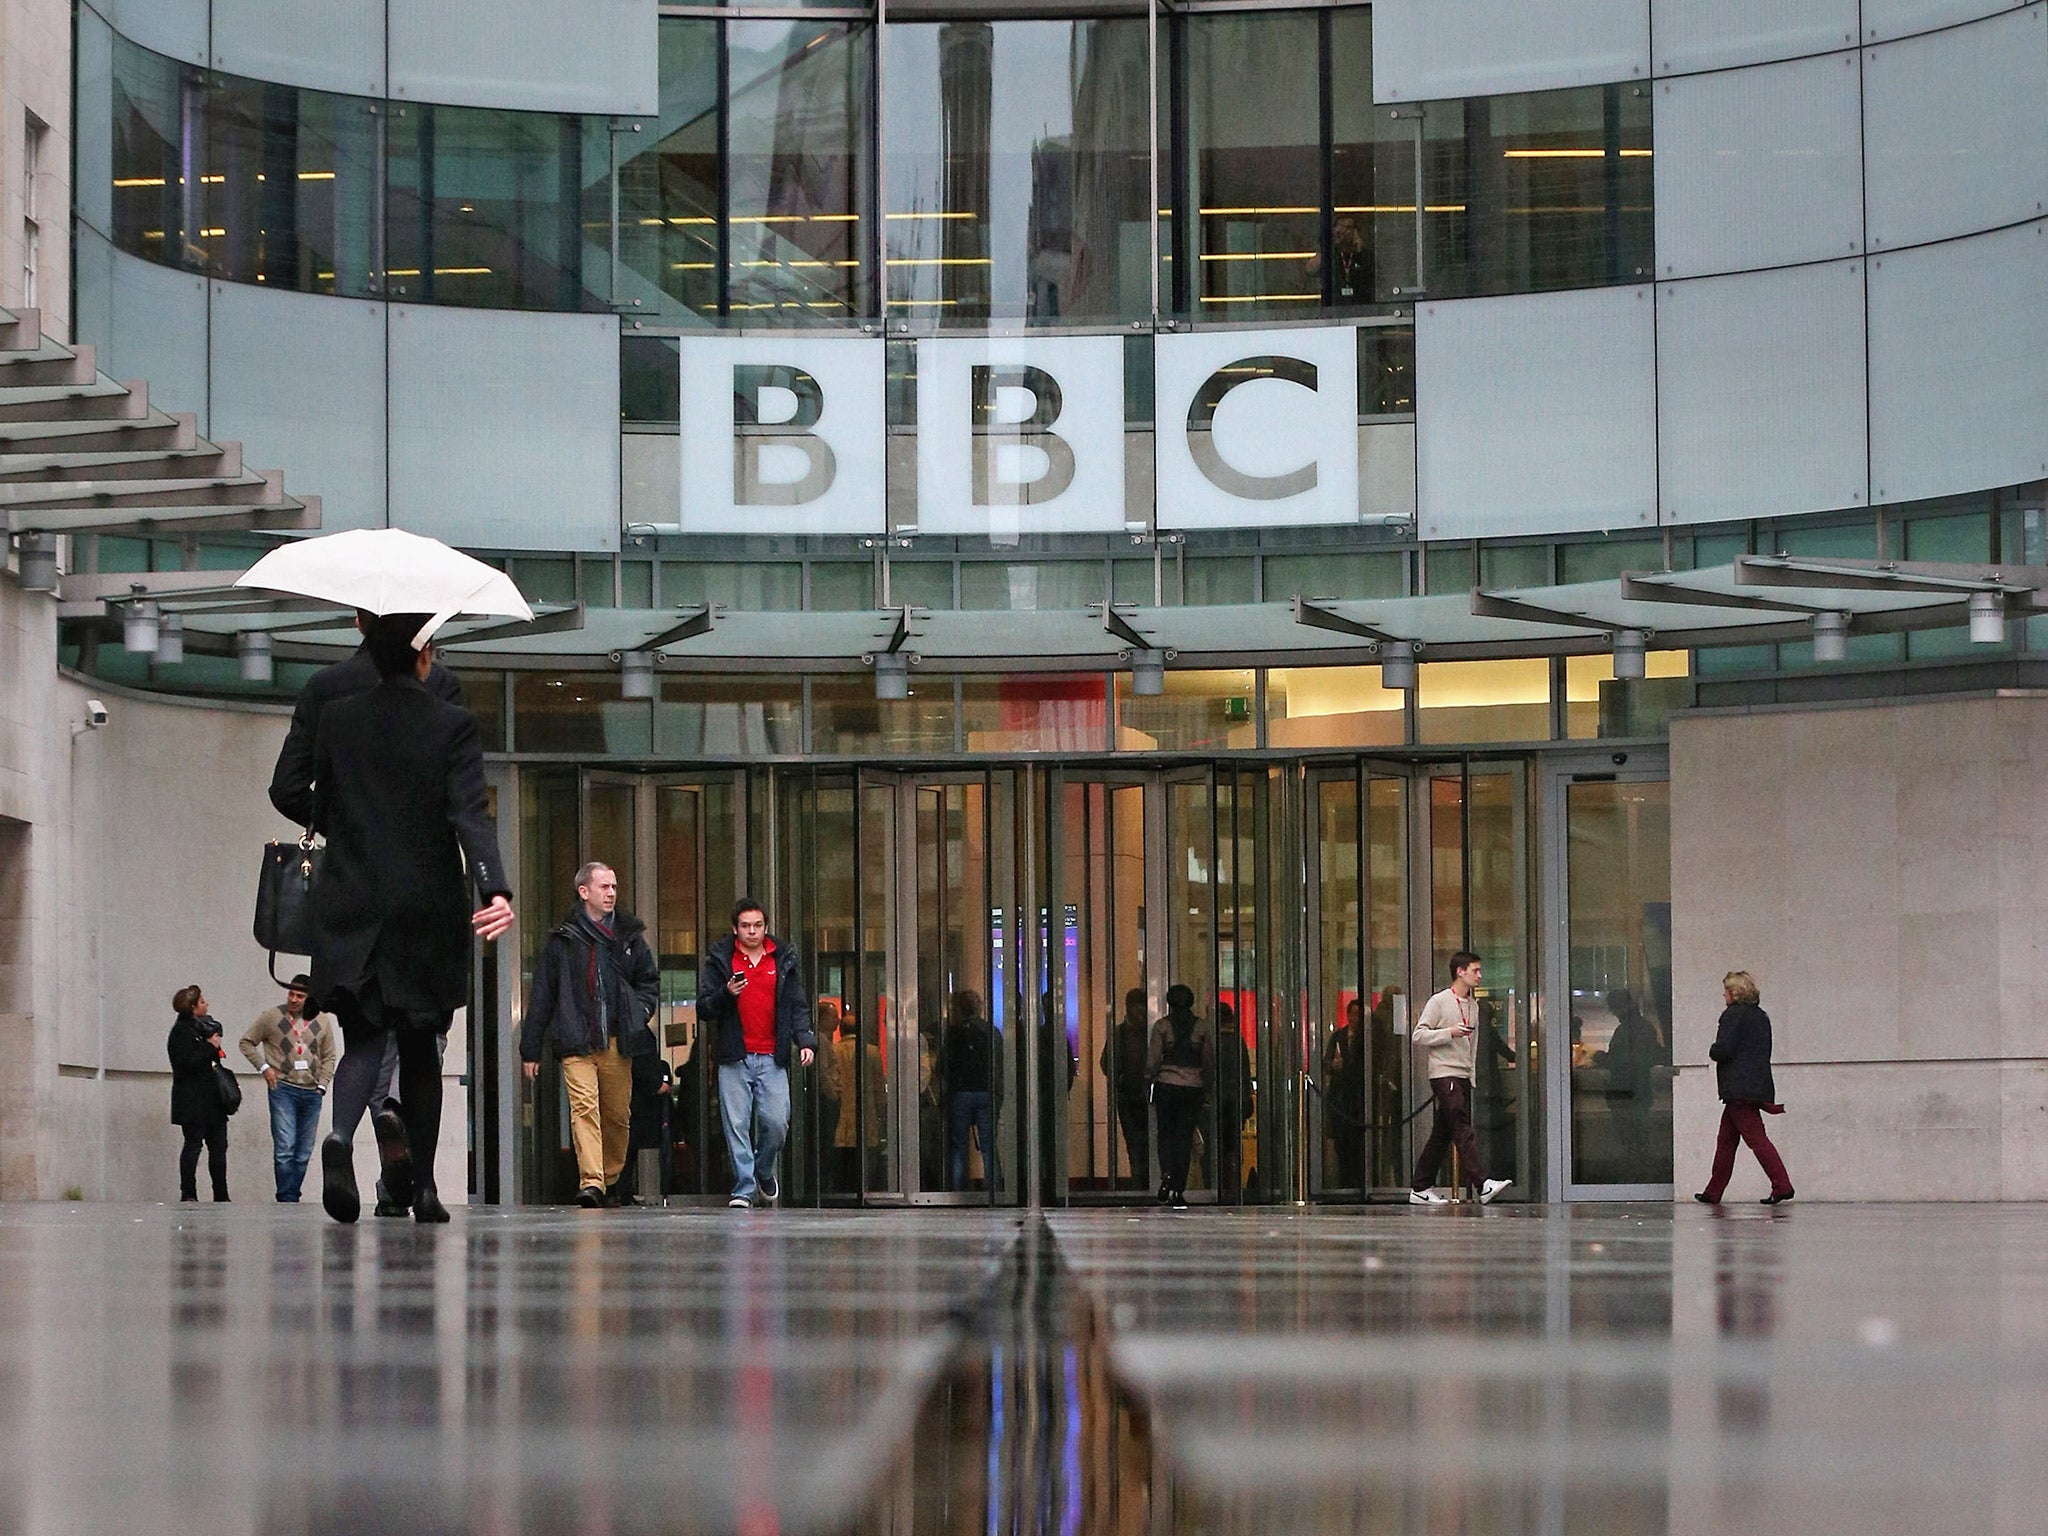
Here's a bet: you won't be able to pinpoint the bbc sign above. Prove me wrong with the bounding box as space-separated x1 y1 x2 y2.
677 327 1363 535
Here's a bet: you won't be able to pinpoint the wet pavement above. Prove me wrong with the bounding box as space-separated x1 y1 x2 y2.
1 1201 2044 1534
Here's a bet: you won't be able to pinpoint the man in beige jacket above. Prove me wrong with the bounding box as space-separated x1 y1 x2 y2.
239 974 339 1203
1409 952 1512 1205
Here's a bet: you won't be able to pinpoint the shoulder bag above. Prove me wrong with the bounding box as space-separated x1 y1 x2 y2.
255 831 323 986
215 1059 243 1117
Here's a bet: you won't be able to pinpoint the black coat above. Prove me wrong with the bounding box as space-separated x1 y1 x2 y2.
519 907 661 1062
308 675 510 1013
270 644 465 827
697 933 816 1070
1709 1002 1777 1105
167 1012 226 1127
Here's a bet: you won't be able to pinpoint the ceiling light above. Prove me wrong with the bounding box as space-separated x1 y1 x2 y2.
619 651 655 700
873 651 909 700
16 534 57 593
1378 640 1418 691
1611 629 1647 681
123 598 160 656
1811 610 1849 663
1969 591 2006 645
156 612 184 666
237 630 273 684
1130 648 1166 696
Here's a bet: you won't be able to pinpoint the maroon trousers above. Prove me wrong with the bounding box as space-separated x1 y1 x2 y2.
1412 1077 1485 1193
1702 1100 1792 1200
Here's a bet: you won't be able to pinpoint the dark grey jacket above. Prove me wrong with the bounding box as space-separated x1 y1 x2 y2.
520 907 660 1062
270 644 464 827
1709 1002 1776 1105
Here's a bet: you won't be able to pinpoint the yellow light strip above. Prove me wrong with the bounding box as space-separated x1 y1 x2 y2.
113 177 165 188
1199 293 1320 304
886 298 960 308
1502 147 1653 159
668 262 715 270
885 257 991 267
383 267 494 277
1199 251 1316 262
1198 205 1319 216
298 170 336 181
885 211 974 221
1335 203 1468 214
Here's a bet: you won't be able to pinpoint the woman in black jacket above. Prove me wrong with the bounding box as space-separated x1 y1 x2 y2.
167 984 230 1202
1695 970 1794 1205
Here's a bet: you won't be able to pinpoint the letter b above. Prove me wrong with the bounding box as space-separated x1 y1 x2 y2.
733 363 836 506
971 365 1077 507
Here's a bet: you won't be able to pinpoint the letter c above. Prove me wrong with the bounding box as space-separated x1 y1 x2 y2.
1186 355 1319 501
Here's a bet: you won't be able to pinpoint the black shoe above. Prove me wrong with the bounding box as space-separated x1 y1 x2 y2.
758 1174 778 1205
412 1186 450 1224
320 1134 360 1224
577 1185 605 1209
1692 1192 1717 1205
1760 1189 1795 1205
179 1193 197 1203
371 1109 416 1209
1169 1191 1189 1211
212 1193 230 1203
373 1198 409 1218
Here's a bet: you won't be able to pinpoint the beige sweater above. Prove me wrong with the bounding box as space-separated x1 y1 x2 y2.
239 1007 338 1090
1410 988 1478 1081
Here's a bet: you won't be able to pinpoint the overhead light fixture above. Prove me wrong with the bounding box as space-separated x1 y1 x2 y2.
123 597 160 656
618 650 655 700
16 534 57 593
873 650 910 700
1377 640 1418 691
1969 591 2006 645
1811 610 1849 663
1129 648 1167 696
155 612 184 665
236 630 274 684
1611 629 1648 681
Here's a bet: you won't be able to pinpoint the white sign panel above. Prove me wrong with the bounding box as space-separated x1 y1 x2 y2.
679 334 885 535
1154 327 1360 529
914 334 1125 537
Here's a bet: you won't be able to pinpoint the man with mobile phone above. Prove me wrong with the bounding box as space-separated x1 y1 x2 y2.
1408 951 1512 1205
697 898 817 1209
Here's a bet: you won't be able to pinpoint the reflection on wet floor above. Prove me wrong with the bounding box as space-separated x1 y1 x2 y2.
2 1202 2045 1534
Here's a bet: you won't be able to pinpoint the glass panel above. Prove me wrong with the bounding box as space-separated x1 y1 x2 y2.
1430 84 1654 298
517 769 579 1201
660 561 804 610
1423 542 1476 594
1480 543 1550 590
1557 534 1662 586
1169 776 1220 1200
1359 325 1417 415
655 785 707 1198
792 780 866 1199
1416 659 1551 745
987 770 1021 1204
1315 774 1364 1192
727 21 873 322
515 556 576 604
384 102 599 310
857 781 902 1195
1114 668 1257 751
884 19 1151 323
1329 8 1410 307
110 37 195 269
621 335 681 423
1181 557 1254 606
1066 780 1148 1196
808 560 874 610
927 783 1001 1195
1905 510 1991 659
1184 9 1322 320
656 676 803 756
616 16 720 322
958 562 1106 611
1263 551 1406 602
1265 665 1406 749
1564 651 1691 739
886 561 955 610
513 672 651 755
583 781 637 913
201 75 380 296
1364 775 1409 1188
961 673 1107 753
1774 519 1901 667
454 672 506 753
1566 778 1674 1187
1429 768 1530 1195
810 676 955 754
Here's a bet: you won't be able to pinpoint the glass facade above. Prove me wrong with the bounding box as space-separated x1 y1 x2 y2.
94 8 1652 319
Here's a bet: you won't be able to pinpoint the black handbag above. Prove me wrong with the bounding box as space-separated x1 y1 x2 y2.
215 1060 243 1117
255 833 323 985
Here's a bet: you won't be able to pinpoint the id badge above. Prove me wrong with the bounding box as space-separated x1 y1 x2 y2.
293 1058 310 1074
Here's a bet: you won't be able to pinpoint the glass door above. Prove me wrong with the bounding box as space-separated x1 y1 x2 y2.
1306 760 1412 1199
1544 754 1674 1199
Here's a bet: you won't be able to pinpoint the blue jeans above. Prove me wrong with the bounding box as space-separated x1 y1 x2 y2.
717 1054 790 1202
268 1082 324 1201
948 1090 999 1192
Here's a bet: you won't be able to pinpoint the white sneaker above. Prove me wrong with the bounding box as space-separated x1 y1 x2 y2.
1408 1188 1447 1205
728 1196 750 1209
1480 1178 1512 1204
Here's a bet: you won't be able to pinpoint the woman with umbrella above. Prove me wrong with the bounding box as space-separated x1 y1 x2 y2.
305 611 514 1221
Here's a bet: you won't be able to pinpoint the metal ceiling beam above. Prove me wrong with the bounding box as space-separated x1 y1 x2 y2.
1292 595 1405 646
1737 555 2048 602
441 603 590 646
1619 571 1826 615
1470 590 1614 631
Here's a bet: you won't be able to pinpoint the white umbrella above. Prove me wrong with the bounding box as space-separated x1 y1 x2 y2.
236 528 533 646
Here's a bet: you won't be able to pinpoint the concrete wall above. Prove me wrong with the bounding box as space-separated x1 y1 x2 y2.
0 0 73 339
0 573 471 1202
1670 693 2048 1200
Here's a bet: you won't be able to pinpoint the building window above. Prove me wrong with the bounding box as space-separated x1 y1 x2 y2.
22 112 46 307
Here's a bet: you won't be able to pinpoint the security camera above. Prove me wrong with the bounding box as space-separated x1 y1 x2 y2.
85 700 108 728
1610 751 1628 767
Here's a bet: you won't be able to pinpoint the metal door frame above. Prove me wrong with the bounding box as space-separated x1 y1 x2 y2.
1540 748 1673 1203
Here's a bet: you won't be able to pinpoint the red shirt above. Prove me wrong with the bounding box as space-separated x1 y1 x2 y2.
734 941 778 1056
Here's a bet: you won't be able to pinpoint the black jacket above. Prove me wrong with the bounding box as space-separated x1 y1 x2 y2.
697 933 816 1070
519 907 660 1062
167 1012 226 1127
308 675 510 1013
938 1015 1002 1099
1709 1002 1776 1105
270 644 464 827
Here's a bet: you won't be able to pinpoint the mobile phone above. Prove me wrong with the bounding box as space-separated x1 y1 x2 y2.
732 972 749 991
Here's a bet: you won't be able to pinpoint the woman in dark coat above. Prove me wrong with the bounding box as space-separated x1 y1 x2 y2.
307 613 515 1225
1695 970 1794 1205
167 984 230 1202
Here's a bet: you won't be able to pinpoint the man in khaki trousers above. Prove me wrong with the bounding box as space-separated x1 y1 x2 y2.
519 863 661 1207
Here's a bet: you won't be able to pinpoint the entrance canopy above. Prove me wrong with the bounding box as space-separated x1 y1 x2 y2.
63 555 2048 675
